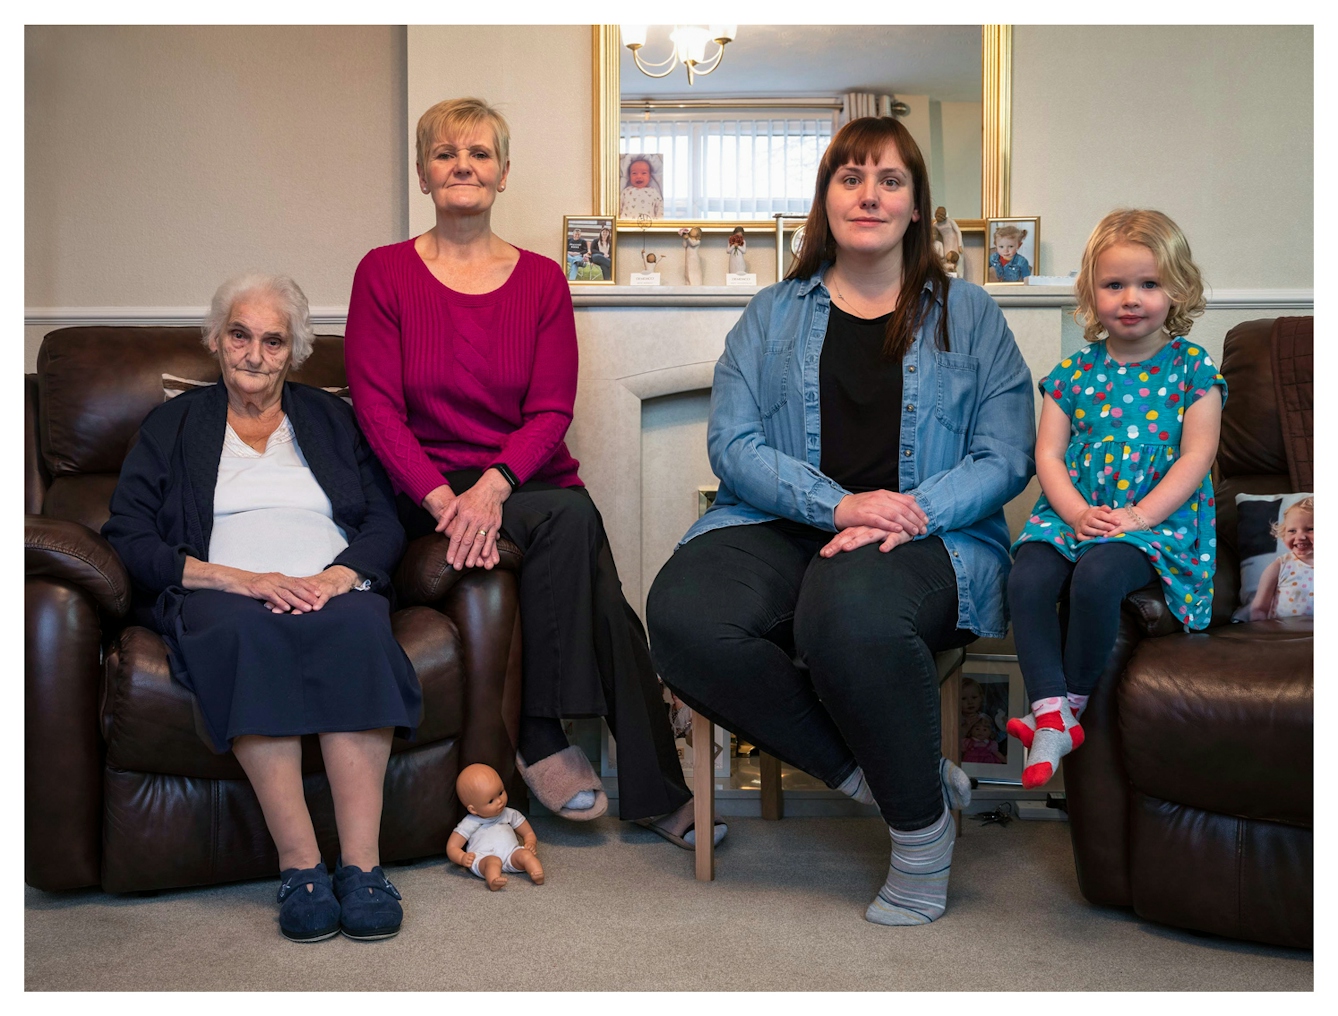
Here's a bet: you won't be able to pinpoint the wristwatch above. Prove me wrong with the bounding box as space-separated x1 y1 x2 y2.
351 571 372 592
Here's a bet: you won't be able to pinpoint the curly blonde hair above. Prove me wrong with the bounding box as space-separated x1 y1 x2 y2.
1270 496 1314 540
1073 209 1206 343
992 223 1027 247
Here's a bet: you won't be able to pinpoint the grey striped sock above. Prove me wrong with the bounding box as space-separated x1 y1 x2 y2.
836 767 877 806
865 808 954 926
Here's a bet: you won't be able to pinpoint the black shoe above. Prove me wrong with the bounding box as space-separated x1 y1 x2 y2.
333 861 403 941
277 863 341 943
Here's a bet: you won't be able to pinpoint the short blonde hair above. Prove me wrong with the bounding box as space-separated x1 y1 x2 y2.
415 97 510 173
1271 496 1314 539
992 223 1027 245
1073 209 1207 343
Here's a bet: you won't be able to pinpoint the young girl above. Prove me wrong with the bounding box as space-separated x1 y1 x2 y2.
619 155 664 218
1006 209 1225 788
1250 497 1314 620
988 223 1031 282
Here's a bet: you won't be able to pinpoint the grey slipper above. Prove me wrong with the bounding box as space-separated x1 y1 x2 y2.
515 746 609 820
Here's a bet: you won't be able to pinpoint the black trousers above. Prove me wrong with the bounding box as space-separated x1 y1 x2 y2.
647 519 974 831
1007 541 1157 703
399 472 690 822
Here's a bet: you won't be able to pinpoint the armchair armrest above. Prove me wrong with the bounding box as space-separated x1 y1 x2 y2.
394 533 523 608
26 515 131 617
1122 583 1180 639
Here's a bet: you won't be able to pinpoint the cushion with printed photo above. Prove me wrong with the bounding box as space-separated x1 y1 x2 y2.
1233 492 1313 622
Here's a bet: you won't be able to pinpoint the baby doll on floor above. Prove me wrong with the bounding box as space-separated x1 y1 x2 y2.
448 763 545 891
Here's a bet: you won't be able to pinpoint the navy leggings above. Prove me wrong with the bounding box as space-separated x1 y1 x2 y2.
1007 541 1157 703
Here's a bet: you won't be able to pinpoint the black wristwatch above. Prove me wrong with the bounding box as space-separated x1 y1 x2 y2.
491 462 520 491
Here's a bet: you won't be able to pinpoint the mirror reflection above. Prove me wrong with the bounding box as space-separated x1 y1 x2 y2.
619 25 983 221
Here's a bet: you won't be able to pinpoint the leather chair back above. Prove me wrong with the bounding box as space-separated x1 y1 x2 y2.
1209 317 1312 624
32 327 347 534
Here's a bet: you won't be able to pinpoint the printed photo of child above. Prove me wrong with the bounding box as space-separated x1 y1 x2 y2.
985 217 1039 283
959 675 1009 763
1249 496 1314 620
619 153 664 219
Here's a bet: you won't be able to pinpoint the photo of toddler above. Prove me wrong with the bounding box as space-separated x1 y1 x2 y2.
1249 496 1314 620
986 219 1036 282
619 153 664 219
961 715 1006 765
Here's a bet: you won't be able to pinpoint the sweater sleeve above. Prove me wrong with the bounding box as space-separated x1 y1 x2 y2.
102 424 192 595
344 249 449 506
492 260 579 484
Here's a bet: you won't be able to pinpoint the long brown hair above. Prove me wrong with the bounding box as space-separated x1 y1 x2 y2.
787 116 950 357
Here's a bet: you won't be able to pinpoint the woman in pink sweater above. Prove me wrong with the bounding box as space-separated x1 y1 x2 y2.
345 97 723 850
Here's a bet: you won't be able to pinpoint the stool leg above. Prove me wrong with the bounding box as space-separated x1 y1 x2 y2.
940 662 963 837
759 753 784 820
691 709 715 880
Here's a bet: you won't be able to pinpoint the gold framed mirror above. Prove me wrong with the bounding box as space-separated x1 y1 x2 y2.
592 24 1011 233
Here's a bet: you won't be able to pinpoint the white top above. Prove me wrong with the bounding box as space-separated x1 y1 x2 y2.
453 807 526 856
1272 551 1314 618
209 416 350 577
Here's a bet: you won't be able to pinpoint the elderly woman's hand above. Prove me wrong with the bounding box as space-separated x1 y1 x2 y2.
297 566 362 611
833 490 929 536
819 526 913 558
443 468 511 571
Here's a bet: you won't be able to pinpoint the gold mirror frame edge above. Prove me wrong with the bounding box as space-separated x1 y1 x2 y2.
591 24 1011 228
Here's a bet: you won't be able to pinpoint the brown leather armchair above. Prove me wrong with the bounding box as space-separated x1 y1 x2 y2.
26 327 526 894
1063 317 1313 949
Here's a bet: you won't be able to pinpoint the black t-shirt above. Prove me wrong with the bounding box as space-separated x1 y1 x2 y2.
819 304 904 494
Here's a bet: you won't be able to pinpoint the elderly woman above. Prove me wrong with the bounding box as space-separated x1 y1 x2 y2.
102 274 419 943
647 117 1035 924
345 97 720 850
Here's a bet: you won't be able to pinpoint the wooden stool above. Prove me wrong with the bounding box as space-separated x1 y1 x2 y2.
690 646 967 881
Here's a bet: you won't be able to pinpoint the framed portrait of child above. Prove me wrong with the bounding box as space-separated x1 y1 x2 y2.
562 215 616 284
985 216 1040 284
618 153 664 219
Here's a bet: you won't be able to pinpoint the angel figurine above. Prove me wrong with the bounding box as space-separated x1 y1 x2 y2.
679 227 703 286
727 227 748 276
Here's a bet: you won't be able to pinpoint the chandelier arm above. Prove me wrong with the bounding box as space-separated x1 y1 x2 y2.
693 42 727 75
630 47 680 74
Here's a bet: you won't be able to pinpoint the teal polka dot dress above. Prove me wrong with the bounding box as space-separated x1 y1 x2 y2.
1012 338 1228 631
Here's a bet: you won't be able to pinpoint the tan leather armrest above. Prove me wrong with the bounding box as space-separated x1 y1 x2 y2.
394 533 523 607
25 514 131 617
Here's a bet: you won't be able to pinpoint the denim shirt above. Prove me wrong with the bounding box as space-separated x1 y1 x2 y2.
679 267 1036 638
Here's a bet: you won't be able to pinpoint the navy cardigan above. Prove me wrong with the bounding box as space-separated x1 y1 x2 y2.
102 380 406 650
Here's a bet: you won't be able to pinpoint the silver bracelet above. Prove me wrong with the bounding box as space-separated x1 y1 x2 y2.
1127 506 1150 531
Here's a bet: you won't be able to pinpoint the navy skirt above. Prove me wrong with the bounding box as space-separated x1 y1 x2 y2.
174 590 422 753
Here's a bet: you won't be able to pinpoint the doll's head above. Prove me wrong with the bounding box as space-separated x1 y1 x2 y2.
967 715 996 742
456 763 508 819
1073 209 1206 344
960 678 984 718
992 224 1026 261
935 205 948 223
625 156 658 190
1272 497 1314 565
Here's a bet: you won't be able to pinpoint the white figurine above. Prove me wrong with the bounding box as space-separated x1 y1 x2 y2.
679 227 703 286
932 207 964 276
727 227 748 277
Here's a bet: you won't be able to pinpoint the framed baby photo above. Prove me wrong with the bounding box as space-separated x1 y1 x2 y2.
957 656 1027 785
618 152 665 220
562 215 616 285
985 216 1040 284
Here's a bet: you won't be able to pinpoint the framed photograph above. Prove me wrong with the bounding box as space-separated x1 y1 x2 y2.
618 152 665 219
958 655 1027 784
562 215 615 284
984 216 1040 284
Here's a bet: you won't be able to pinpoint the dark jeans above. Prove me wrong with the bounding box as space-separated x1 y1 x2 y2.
399 472 690 822
1007 541 1157 703
647 519 974 831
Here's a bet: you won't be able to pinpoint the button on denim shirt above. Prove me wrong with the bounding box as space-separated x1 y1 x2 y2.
679 269 1036 639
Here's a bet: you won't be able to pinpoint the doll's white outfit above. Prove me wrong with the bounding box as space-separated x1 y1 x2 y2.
454 807 528 878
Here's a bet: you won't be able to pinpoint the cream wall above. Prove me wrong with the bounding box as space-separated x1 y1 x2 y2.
24 25 409 369
1011 25 1312 288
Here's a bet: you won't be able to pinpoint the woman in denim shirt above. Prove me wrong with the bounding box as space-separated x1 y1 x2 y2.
647 118 1034 926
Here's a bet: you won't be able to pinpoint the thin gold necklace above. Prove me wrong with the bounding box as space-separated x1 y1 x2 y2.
831 272 894 319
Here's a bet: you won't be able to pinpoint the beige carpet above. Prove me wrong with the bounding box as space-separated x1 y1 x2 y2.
25 816 1311 991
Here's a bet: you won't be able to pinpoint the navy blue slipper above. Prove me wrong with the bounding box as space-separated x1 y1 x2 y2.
333 862 403 941
277 863 341 943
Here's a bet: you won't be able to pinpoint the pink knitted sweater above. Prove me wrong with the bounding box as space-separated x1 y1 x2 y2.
345 240 583 505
